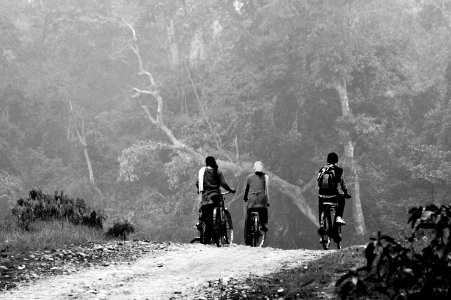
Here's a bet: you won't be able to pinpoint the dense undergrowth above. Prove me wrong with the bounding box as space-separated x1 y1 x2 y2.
337 204 451 299
219 205 451 300
1 190 136 252
12 189 105 231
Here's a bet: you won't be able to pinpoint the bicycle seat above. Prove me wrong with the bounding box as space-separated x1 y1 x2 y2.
323 202 337 206
250 211 259 216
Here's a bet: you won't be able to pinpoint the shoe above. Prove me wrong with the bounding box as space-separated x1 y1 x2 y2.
335 217 346 225
261 225 268 232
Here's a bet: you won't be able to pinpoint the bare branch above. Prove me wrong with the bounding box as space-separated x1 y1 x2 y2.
132 88 159 97
121 18 137 42
129 45 157 87
140 105 158 124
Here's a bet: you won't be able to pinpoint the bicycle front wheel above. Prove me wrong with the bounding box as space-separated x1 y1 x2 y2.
223 209 233 245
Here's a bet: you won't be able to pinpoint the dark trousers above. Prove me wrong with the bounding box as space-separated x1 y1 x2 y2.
244 207 268 245
318 195 345 222
200 203 217 243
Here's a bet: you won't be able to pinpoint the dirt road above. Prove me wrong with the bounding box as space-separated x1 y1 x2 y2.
0 243 328 300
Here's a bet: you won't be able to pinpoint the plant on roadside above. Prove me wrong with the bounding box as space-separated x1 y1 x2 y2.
11 199 34 231
106 220 135 241
337 204 451 299
11 189 105 231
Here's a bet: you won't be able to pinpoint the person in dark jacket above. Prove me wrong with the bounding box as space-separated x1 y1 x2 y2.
317 152 351 225
243 161 270 245
196 156 235 245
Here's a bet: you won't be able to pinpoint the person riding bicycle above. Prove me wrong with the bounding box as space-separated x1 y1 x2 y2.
317 152 351 226
243 161 269 246
196 156 235 245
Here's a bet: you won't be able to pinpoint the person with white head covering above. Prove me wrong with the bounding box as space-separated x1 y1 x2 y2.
243 161 270 245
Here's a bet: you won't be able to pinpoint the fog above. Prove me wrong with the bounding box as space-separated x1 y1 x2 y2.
1 0 450 249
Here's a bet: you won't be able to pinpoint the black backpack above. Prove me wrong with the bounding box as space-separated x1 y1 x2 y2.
318 166 336 191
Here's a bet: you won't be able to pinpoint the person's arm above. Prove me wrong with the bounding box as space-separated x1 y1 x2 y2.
196 192 202 210
243 176 250 201
219 171 235 193
264 174 270 206
339 172 351 198
195 180 199 193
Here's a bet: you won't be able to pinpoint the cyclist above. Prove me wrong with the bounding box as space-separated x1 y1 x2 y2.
243 161 269 246
317 152 351 226
196 156 235 246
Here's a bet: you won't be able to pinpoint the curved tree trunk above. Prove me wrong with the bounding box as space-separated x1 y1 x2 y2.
335 78 366 236
122 19 319 227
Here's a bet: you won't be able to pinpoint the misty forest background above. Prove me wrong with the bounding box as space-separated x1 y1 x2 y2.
1 0 451 249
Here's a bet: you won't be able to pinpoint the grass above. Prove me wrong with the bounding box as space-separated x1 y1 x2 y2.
0 216 106 252
258 247 366 299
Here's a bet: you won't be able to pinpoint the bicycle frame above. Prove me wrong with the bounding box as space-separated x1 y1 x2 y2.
191 192 234 245
320 202 342 250
249 211 266 247
212 192 234 246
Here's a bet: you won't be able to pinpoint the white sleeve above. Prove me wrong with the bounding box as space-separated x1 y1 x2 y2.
198 167 206 192
264 174 269 196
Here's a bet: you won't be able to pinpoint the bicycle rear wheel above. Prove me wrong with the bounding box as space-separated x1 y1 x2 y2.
252 215 266 247
212 207 222 247
320 211 331 250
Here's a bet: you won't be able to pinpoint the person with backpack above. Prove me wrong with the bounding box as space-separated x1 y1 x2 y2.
243 161 269 245
317 152 351 225
196 156 235 246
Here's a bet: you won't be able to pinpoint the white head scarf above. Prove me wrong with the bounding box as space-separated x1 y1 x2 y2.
253 161 264 173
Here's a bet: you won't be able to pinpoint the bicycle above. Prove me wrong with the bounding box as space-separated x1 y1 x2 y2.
318 201 342 250
249 211 266 247
191 191 234 245
212 191 234 247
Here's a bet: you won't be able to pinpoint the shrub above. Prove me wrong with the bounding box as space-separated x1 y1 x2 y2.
106 220 135 240
337 204 451 299
11 189 105 231
12 199 34 231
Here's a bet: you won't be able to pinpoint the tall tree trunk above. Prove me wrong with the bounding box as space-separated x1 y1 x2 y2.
75 119 96 185
189 29 205 64
83 146 95 184
71 106 105 205
167 20 179 66
335 78 366 236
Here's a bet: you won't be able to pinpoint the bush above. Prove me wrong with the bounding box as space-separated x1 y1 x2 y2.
12 199 35 231
337 204 451 299
106 220 135 240
11 189 105 231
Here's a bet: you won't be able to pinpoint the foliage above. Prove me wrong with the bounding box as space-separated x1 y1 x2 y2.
338 204 451 299
11 198 34 231
106 220 135 241
1 0 451 248
12 189 105 231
